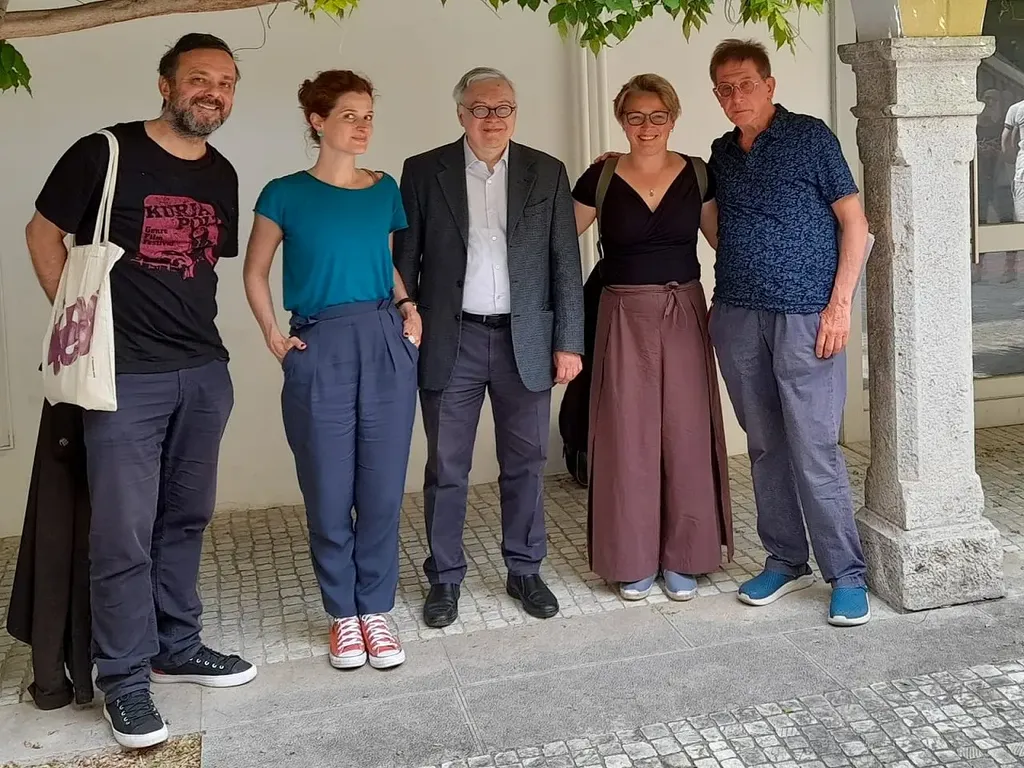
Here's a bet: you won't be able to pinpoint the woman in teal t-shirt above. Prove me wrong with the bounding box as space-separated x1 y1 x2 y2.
243 70 419 672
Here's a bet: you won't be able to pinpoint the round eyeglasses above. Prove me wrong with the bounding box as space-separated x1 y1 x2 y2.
713 80 760 99
624 111 670 126
463 104 516 119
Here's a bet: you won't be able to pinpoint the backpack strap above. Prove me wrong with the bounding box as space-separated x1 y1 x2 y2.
593 156 618 260
689 155 708 202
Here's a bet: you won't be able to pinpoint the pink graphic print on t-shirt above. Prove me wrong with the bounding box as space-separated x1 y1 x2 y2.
138 194 223 279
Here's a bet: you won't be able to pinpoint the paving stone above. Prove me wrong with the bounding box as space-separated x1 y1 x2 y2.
5 430 1024 762
408 661 1024 768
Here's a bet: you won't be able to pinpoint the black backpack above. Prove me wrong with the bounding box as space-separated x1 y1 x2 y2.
559 155 708 487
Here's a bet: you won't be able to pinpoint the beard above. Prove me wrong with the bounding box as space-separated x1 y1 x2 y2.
165 90 229 138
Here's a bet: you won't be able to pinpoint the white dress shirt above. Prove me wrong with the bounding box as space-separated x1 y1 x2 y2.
462 138 511 315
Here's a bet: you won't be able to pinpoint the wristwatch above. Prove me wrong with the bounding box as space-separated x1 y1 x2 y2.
395 297 416 311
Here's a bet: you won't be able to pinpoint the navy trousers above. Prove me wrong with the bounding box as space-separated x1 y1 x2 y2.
83 360 232 703
420 318 551 585
708 303 867 588
282 300 418 619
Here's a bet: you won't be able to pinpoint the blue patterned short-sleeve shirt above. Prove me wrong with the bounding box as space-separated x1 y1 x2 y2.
710 104 859 314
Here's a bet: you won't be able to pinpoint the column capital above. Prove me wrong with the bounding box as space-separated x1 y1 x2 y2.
838 35 995 66
839 36 996 121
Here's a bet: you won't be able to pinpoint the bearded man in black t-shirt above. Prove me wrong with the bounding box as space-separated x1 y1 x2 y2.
25 33 255 750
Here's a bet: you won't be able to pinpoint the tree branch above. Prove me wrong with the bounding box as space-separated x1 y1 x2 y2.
1 0 277 40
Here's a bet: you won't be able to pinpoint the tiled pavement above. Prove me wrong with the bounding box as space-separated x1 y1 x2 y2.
417 660 1024 768
2 427 1024 766
2 427 1024 703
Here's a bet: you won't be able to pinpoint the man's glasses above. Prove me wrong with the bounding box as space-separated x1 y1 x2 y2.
713 79 760 99
463 104 516 119
624 111 670 126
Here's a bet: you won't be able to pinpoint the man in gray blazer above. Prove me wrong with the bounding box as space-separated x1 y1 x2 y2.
394 67 585 627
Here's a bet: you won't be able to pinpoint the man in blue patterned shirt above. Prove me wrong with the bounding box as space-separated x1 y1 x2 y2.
701 39 872 626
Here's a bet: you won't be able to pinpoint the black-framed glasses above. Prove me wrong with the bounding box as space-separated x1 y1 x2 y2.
624 110 670 126
713 79 760 99
462 103 516 119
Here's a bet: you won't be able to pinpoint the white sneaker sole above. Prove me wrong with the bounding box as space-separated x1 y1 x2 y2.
330 651 367 669
665 586 698 602
620 583 654 601
368 648 406 670
828 607 872 627
737 574 816 606
103 706 169 750
150 666 258 688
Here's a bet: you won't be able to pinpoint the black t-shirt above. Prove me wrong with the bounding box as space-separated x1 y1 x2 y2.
572 154 714 286
35 121 238 374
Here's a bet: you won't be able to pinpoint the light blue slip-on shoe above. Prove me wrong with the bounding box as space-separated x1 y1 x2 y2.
619 575 656 601
737 569 815 607
662 570 698 601
828 586 871 627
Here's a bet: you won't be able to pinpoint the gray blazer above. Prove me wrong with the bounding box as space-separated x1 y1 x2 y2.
393 138 585 393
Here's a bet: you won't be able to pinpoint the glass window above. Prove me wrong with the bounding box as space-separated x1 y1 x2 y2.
974 0 1024 379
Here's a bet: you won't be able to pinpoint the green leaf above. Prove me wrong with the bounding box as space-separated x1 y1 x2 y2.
12 52 30 81
0 41 32 94
548 3 568 23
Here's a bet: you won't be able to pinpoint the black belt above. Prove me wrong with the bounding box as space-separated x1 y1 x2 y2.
461 312 510 328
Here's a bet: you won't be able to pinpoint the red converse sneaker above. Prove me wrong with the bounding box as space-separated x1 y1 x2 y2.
360 614 406 669
329 617 366 669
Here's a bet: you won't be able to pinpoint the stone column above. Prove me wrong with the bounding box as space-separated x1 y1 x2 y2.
838 37 1005 611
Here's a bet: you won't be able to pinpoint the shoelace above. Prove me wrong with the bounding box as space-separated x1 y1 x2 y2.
360 614 399 652
332 617 363 649
116 691 159 725
191 645 240 671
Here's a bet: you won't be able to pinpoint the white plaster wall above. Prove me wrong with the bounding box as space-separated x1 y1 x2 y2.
0 0 834 537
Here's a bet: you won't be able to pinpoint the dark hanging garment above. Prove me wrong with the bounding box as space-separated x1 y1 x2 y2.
6 400 94 710
558 265 604 486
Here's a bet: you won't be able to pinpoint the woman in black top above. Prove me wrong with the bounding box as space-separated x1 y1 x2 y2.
572 74 733 602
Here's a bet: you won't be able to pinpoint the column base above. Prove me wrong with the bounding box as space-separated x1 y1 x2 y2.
856 508 1005 611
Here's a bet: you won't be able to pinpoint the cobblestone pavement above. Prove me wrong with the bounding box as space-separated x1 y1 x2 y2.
2 426 1024 708
412 660 1024 768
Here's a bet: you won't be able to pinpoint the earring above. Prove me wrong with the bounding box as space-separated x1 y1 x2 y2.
317 129 323 137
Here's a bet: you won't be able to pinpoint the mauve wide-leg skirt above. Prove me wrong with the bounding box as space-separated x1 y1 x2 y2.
587 281 734 583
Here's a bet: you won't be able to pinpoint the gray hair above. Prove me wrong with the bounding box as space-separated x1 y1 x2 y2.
452 67 515 105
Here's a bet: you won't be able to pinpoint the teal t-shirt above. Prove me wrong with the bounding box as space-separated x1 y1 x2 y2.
253 170 407 317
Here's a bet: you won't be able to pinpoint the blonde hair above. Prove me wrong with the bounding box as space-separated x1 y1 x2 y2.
613 74 681 122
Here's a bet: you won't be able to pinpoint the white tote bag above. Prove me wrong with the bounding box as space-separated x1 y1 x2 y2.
41 129 124 411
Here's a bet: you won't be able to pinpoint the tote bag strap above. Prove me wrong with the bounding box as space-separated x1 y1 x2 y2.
87 129 120 246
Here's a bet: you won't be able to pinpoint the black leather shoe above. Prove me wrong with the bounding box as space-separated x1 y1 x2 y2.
423 583 460 628
506 574 559 619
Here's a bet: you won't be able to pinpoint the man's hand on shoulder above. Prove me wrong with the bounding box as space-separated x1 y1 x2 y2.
554 351 583 385
816 300 851 359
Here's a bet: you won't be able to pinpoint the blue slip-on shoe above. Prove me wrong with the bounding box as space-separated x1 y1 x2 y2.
828 586 871 627
619 575 656 601
662 570 698 601
737 569 815 606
